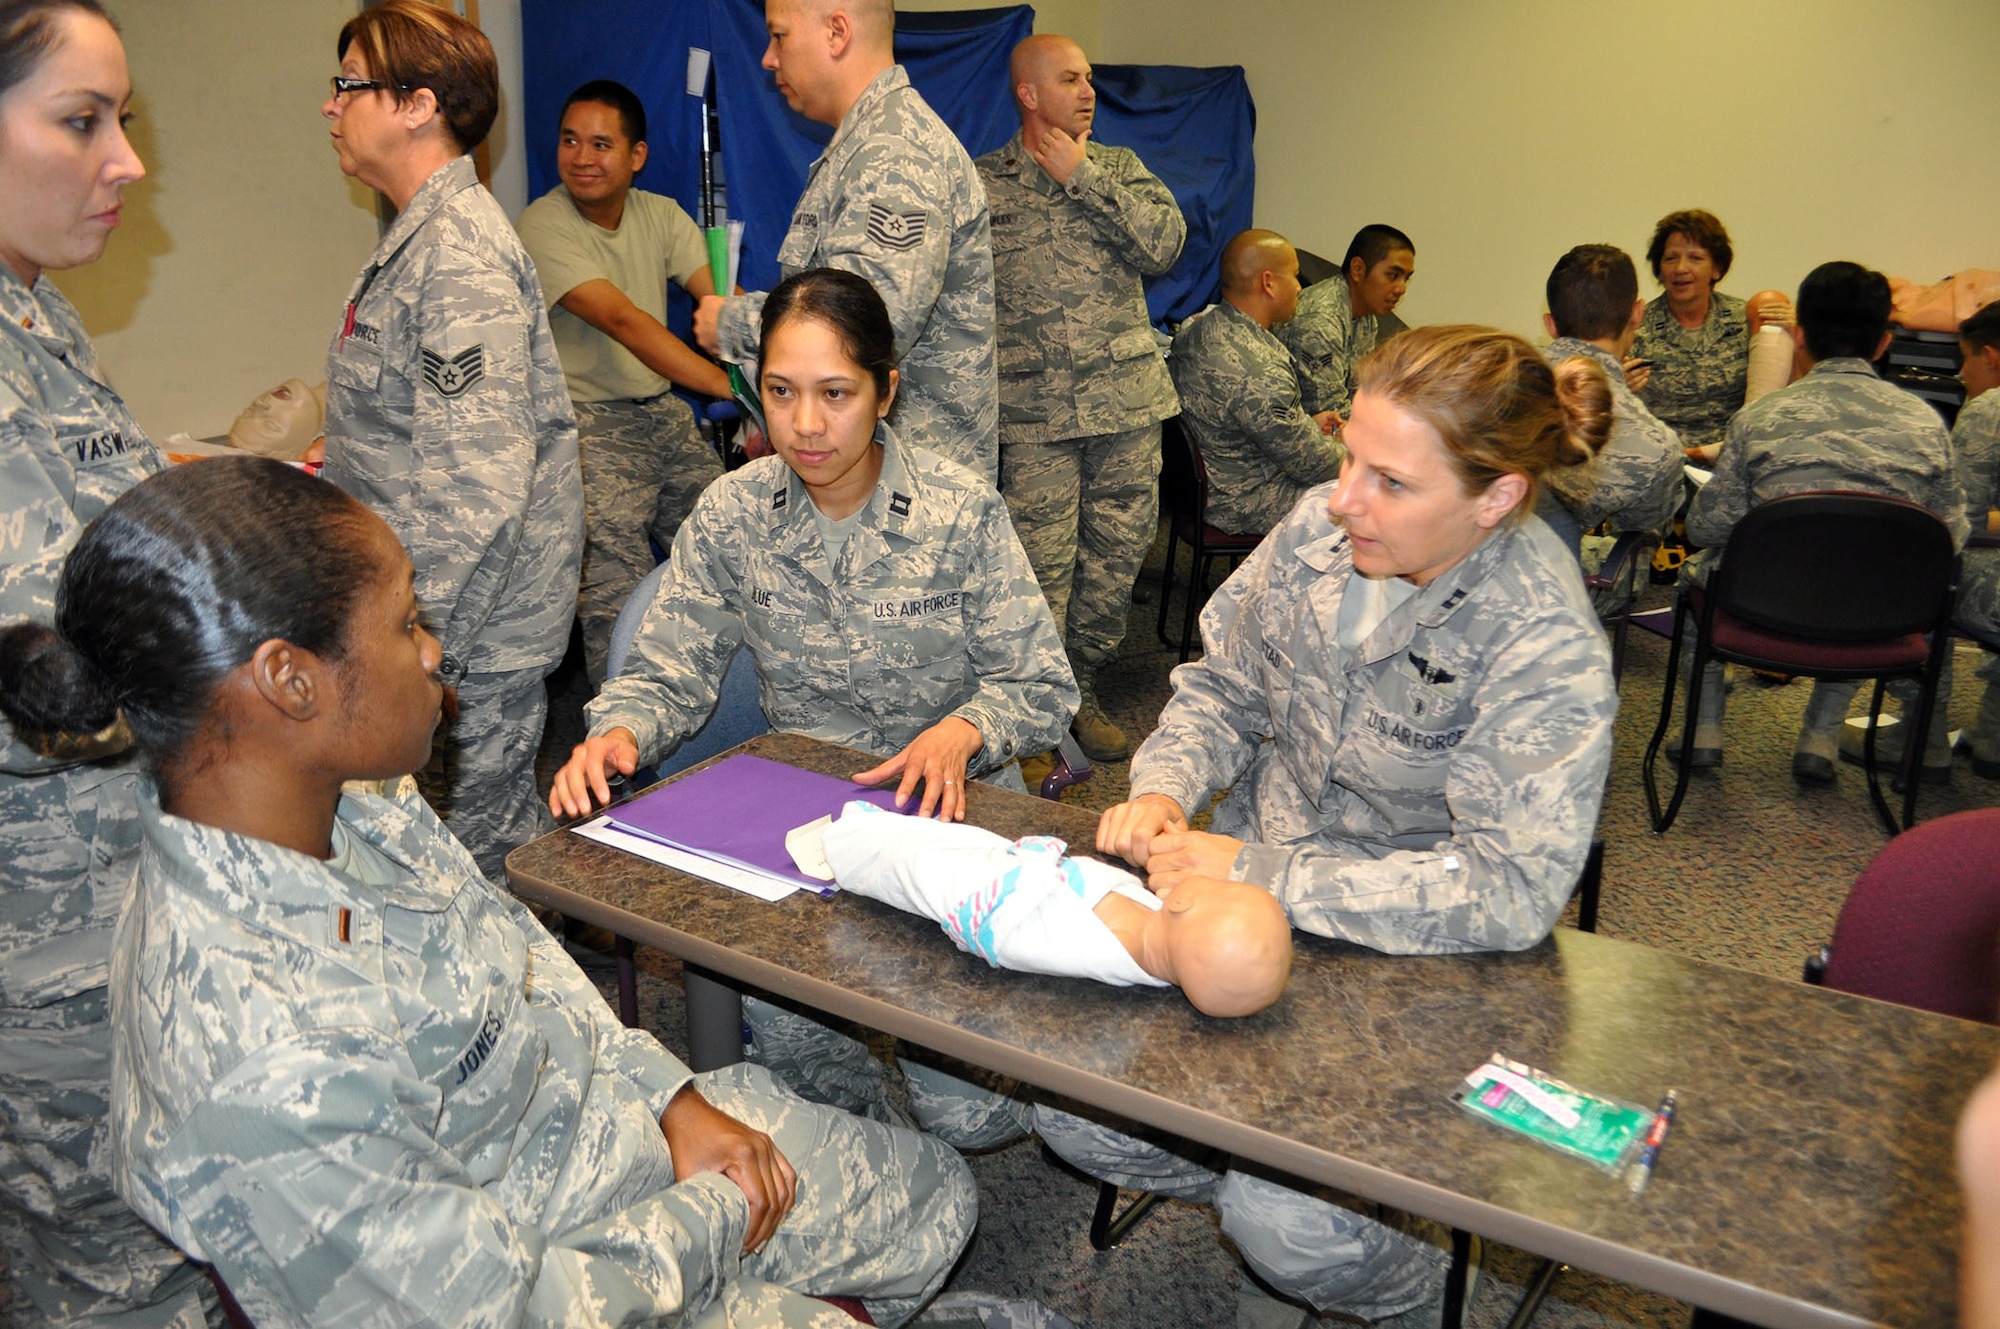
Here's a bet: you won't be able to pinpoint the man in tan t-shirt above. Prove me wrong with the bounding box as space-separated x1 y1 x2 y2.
517 79 733 684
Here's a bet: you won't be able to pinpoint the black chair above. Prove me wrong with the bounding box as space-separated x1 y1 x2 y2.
1585 528 1657 684
1155 416 1261 663
1641 492 1958 836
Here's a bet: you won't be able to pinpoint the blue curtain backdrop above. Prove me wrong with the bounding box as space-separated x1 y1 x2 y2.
520 0 1253 325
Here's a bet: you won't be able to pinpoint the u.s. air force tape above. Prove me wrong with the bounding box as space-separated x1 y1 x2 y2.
421 343 486 398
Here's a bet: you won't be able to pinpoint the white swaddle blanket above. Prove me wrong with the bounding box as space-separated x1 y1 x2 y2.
820 801 1169 987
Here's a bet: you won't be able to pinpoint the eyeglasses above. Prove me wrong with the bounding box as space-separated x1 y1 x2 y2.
329 76 410 99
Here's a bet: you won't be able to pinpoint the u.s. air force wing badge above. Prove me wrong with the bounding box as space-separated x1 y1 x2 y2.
420 342 486 398
866 202 928 251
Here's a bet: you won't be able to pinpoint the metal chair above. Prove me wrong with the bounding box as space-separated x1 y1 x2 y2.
1641 492 1958 836
1155 415 1261 662
1586 528 1657 684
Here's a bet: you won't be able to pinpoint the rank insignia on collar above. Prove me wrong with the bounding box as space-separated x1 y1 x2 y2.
888 491 912 517
420 343 485 398
773 487 788 510
866 203 928 251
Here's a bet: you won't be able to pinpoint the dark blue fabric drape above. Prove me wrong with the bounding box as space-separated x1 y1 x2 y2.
520 2 1254 326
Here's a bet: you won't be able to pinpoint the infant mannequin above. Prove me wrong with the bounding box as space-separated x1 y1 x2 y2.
228 378 326 460
819 801 1292 1017
1743 288 1799 409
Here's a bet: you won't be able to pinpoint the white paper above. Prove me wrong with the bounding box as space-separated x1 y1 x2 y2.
685 48 711 97
725 219 745 295
572 817 799 902
785 815 835 881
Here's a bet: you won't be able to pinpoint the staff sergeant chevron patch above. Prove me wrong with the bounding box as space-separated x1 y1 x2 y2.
421 343 486 398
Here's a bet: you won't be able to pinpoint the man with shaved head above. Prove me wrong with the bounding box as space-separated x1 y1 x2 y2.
976 33 1185 761
1169 229 1342 535
694 0 998 480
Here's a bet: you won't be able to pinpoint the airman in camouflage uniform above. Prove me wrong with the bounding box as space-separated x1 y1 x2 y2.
1034 489 1615 1321
1171 300 1341 536
1631 289 1749 448
324 155 584 881
0 268 213 1326
1273 276 1357 417
1538 337 1683 552
517 155 725 686
976 33 1184 761
714 65 998 482
110 777 976 1328
1686 349 1966 773
588 425 1075 1135
1951 386 2000 771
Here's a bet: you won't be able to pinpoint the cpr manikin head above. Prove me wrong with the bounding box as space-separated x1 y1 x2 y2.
1150 878 1293 1017
228 378 325 460
1746 289 1793 335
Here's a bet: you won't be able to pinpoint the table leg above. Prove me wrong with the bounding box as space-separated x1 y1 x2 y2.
614 936 640 1028
684 964 746 1071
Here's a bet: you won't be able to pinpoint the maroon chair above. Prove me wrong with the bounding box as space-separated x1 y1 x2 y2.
1808 808 2000 1023
1641 491 1958 836
1155 415 1261 663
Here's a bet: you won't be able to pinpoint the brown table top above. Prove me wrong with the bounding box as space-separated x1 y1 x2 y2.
506 732 1994 1329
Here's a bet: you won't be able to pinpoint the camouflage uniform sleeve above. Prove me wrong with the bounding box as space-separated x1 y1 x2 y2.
1234 346 1341 486
1576 405 1683 534
946 491 1079 767
1067 148 1185 276
492 882 697 1112
1684 415 1753 549
402 243 543 673
1956 395 2000 534
715 291 768 372
1922 418 1972 551
0 408 93 775
1233 616 1615 954
799 133 956 368
584 487 748 766
1127 522 1291 815
152 1028 751 1327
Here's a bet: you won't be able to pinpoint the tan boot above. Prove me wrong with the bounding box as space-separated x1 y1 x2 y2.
1070 697 1131 762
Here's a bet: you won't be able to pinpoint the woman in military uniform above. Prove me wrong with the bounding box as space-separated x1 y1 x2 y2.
0 457 974 1327
1084 325 1620 1322
0 3 212 1320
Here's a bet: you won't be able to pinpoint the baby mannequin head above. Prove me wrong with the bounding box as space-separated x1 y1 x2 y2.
1149 878 1293 1017
228 378 326 460
1746 289 1792 336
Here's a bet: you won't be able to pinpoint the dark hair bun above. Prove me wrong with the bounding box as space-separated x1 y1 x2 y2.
0 620 120 739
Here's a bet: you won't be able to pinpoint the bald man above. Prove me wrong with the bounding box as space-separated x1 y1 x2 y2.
693 0 998 481
976 34 1184 761
1169 230 1341 535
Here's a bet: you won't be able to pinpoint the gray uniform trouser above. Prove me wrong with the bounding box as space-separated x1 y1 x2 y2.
682 1062 976 1329
420 665 555 884
2 995 215 1328
999 424 1160 680
575 394 724 685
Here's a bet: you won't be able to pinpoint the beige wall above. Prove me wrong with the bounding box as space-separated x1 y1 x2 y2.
66 0 381 441
1097 0 2000 336
77 0 1998 440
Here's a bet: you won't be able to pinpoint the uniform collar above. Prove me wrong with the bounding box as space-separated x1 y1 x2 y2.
763 422 924 580
1804 356 1882 381
140 781 481 978
988 128 1055 188
826 65 910 162
1544 336 1622 376
1295 516 1522 662
371 154 480 266
0 264 74 357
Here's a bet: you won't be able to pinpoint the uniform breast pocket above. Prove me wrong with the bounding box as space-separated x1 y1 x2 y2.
327 334 383 394
865 592 970 688
777 220 820 271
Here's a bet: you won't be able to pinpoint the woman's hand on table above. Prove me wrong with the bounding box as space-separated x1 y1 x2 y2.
1095 793 1189 868
549 728 641 818
851 716 982 821
660 1084 797 1255
1144 830 1248 896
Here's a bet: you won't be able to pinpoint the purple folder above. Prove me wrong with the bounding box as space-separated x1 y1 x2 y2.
605 753 910 892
